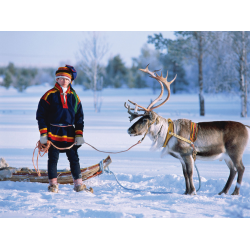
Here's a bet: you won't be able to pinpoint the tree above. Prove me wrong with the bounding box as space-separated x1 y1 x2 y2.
149 32 218 115
16 75 28 92
148 33 189 94
15 68 38 91
204 32 235 93
72 64 89 89
34 68 55 85
3 70 12 88
229 31 250 117
78 32 109 112
130 44 161 91
207 32 250 117
175 32 217 116
2 63 16 89
7 62 15 75
105 55 127 88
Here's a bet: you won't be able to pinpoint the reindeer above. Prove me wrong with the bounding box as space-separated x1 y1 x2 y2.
125 64 250 195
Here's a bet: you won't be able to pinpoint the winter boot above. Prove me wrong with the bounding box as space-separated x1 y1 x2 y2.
48 178 59 193
73 178 86 192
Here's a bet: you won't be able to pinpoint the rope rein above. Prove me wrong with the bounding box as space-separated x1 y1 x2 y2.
32 136 145 177
96 119 200 193
32 120 153 177
82 119 155 154
84 141 142 154
32 140 76 177
32 119 201 193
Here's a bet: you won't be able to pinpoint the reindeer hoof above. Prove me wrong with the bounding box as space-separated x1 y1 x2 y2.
218 190 228 195
190 192 197 195
231 191 239 195
183 190 196 195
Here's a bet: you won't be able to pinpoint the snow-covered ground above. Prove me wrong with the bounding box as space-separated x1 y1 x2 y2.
0 85 250 218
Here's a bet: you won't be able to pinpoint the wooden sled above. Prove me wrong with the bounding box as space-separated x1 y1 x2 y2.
0 155 111 184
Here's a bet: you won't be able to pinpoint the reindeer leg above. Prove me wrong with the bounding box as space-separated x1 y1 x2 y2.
226 135 247 195
231 160 245 195
180 160 190 195
218 158 237 195
182 155 196 195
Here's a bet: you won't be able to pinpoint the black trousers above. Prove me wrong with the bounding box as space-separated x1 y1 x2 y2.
48 145 82 180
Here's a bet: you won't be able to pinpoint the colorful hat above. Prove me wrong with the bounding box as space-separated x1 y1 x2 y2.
65 65 77 81
55 65 77 82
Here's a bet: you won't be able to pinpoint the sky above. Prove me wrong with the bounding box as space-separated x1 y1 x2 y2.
0 31 175 68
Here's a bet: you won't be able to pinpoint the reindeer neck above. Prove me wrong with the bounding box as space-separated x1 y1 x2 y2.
148 115 169 148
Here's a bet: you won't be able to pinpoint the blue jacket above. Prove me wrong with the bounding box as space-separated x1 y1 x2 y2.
36 82 84 148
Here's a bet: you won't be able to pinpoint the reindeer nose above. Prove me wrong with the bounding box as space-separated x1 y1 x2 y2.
127 127 134 134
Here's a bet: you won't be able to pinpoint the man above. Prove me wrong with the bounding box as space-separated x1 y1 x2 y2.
36 65 85 193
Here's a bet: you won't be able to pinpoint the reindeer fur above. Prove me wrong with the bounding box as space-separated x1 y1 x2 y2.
128 111 249 195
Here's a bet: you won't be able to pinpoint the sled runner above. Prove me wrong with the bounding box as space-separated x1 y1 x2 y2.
0 155 111 184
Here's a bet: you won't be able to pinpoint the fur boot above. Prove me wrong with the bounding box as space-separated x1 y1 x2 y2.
48 178 59 193
73 178 86 192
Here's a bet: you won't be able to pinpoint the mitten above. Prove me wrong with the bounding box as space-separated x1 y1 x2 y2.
40 134 48 144
75 136 85 145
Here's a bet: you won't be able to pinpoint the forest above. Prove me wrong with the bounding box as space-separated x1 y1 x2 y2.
0 31 249 116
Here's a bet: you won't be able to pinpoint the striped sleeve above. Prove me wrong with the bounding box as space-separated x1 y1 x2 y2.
74 100 84 137
36 95 50 135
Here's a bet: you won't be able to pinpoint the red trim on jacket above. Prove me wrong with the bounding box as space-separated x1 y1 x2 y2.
55 83 71 109
48 132 75 142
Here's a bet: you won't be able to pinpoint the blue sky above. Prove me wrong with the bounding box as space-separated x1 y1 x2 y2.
0 31 175 68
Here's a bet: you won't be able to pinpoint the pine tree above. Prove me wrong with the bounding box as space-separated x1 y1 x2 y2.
105 55 127 88
3 70 12 89
149 32 229 116
148 33 188 94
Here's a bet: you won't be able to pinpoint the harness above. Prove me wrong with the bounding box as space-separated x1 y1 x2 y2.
98 118 201 193
162 119 199 161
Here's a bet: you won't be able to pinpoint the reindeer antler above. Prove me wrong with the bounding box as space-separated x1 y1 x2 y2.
124 64 177 121
124 102 145 122
125 64 164 114
139 64 165 111
148 71 177 110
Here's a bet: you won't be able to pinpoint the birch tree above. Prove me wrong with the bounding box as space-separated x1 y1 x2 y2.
204 32 236 93
229 31 249 117
78 32 109 112
174 32 217 116
194 31 249 117
149 32 216 115
183 31 249 117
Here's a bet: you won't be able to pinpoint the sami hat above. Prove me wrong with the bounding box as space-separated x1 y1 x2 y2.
55 65 77 82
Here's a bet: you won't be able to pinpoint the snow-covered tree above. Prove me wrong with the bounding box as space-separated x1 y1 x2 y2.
78 32 109 112
229 31 249 117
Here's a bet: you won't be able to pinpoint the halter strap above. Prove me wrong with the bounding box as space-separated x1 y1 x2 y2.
163 119 174 147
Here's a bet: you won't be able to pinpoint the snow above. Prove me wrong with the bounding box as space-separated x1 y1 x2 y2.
0 84 250 221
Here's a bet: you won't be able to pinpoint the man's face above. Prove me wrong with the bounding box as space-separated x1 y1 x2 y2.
57 78 71 88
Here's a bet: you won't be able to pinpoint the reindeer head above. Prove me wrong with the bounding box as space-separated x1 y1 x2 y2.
125 64 177 137
127 111 160 136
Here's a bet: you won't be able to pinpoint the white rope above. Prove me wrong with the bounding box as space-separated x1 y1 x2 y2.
99 160 201 193
99 160 171 194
